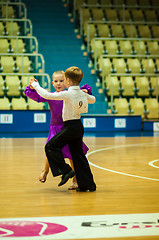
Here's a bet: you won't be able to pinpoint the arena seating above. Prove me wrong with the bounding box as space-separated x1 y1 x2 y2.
69 0 159 118
0 1 50 110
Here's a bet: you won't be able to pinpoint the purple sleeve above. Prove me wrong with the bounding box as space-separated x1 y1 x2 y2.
80 84 92 95
24 86 48 103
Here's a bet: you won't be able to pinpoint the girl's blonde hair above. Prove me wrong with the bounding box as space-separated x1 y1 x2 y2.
53 70 64 77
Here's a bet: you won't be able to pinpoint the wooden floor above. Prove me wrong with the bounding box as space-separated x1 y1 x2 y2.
0 136 159 240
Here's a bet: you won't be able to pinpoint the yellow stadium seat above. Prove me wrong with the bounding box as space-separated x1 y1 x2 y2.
135 76 150 97
155 59 159 72
124 25 137 38
0 39 9 53
114 98 129 114
147 41 159 55
98 58 112 77
111 24 124 37
130 98 145 118
16 56 31 73
74 0 84 11
139 0 151 6
126 0 137 6
28 98 44 110
21 75 34 90
119 9 131 21
104 40 118 54
84 23 96 42
11 97 27 110
131 10 144 21
90 39 104 59
91 8 105 21
105 9 118 21
5 75 21 97
133 40 146 54
0 97 10 110
2 6 15 18
142 58 155 73
0 76 4 97
0 22 4 35
138 25 151 38
145 98 159 119
120 76 135 97
127 58 141 73
149 77 159 97
81 8 91 27
6 22 20 36
144 10 158 22
119 40 132 54
151 26 159 38
10 39 26 53
105 76 120 97
97 24 110 37
87 0 98 4
1 56 15 73
113 58 127 73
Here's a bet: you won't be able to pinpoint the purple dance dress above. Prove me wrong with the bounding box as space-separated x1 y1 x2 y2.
24 84 92 160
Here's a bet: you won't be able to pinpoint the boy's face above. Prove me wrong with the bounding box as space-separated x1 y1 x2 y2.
52 73 65 92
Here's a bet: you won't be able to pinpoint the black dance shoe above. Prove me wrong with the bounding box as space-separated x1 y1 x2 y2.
76 184 96 192
58 170 75 187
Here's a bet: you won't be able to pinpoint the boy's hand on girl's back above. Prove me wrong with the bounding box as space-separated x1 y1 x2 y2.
29 78 38 89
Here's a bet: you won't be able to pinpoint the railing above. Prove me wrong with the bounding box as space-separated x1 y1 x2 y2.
107 73 159 113
0 53 45 84
1 72 51 91
0 18 33 36
0 2 27 19
92 37 159 70
80 6 159 34
100 54 159 87
0 35 38 53
85 20 159 47
75 1 159 19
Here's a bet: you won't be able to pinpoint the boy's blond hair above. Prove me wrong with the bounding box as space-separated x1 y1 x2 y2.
65 66 83 84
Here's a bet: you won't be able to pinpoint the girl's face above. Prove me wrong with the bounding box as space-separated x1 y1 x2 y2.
52 73 65 92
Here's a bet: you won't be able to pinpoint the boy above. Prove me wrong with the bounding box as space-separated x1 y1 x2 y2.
25 71 91 190
30 66 96 192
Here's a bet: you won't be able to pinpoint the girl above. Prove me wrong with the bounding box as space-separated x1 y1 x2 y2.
24 70 92 190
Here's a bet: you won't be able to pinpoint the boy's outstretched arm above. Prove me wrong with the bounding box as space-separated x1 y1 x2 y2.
31 79 67 100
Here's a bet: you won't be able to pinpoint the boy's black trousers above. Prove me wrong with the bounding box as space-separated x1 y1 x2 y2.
45 119 96 190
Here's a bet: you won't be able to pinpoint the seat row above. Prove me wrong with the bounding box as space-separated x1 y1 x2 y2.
104 76 159 98
112 97 159 119
0 5 15 18
84 23 159 42
90 39 159 59
0 21 20 36
72 0 158 10
0 56 32 73
0 97 45 110
98 57 159 77
0 38 26 53
81 8 158 24
0 75 34 97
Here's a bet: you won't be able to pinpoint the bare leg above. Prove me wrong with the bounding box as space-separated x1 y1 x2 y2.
39 157 49 183
68 160 78 190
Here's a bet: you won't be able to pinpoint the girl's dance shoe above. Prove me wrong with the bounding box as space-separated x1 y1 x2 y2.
39 170 49 183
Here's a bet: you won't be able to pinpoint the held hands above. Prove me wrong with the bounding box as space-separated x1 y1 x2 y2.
81 89 88 93
29 78 38 89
